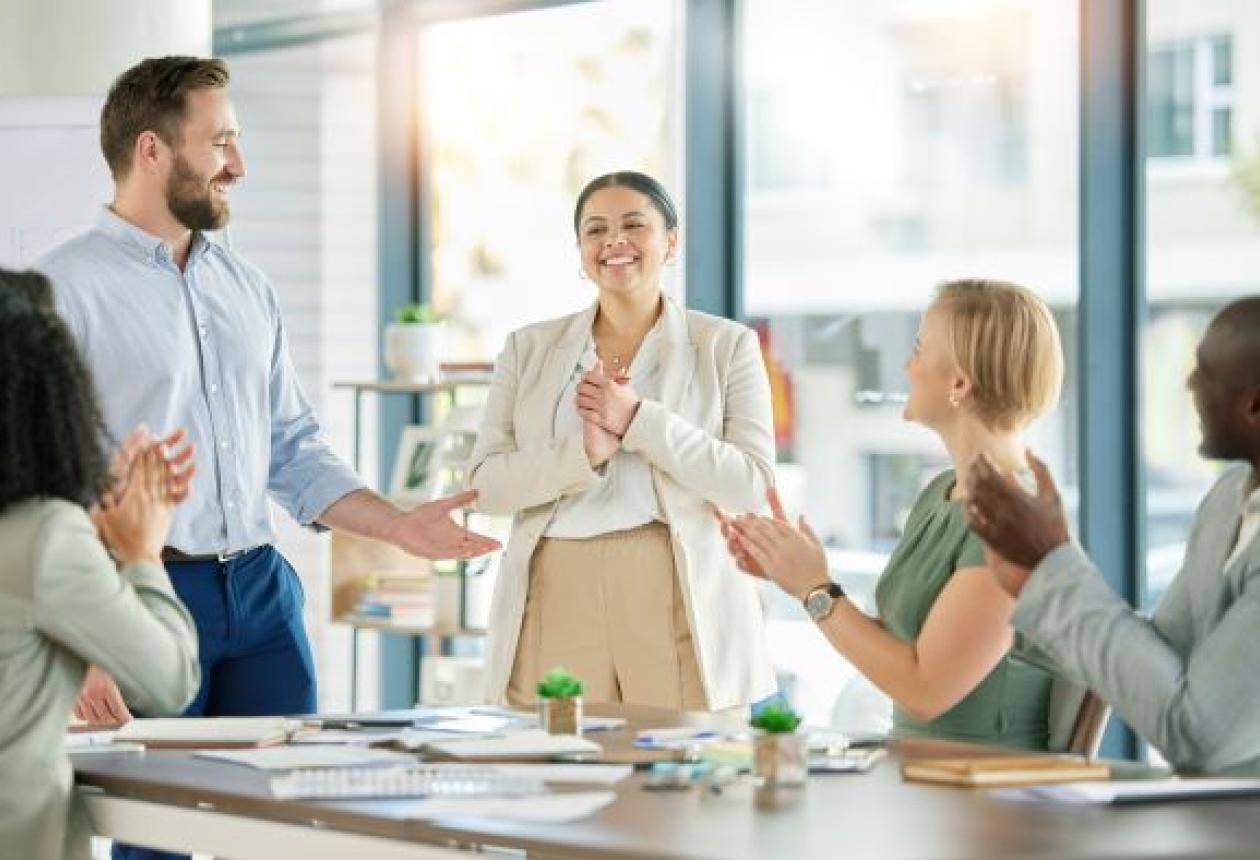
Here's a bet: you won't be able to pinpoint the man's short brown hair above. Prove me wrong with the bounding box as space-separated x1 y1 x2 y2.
99 56 230 180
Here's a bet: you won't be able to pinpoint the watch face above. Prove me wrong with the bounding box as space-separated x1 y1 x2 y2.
805 590 831 620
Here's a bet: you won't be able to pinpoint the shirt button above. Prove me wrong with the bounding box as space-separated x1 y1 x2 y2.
220 441 230 450
225 501 235 510
199 325 208 337
210 383 219 394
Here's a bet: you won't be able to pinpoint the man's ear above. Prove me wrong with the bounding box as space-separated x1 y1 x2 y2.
132 130 165 177
1243 385 1260 427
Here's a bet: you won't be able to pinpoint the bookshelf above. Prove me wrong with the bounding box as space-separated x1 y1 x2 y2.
333 366 493 710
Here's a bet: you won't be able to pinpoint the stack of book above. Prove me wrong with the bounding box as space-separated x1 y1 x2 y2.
353 572 434 626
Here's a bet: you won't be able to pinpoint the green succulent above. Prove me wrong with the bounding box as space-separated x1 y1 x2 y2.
394 304 441 324
536 667 585 699
749 702 802 734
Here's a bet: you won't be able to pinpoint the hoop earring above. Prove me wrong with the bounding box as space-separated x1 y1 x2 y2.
578 268 588 280
949 393 960 408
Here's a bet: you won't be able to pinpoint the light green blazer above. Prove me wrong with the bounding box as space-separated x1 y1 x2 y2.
0 499 199 859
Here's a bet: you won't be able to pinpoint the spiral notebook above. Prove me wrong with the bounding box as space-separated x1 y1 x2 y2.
268 764 546 800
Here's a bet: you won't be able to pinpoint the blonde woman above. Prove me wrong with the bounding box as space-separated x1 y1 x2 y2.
724 280 1063 749
469 171 776 712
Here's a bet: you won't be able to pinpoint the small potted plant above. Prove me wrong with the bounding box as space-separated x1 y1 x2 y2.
536 667 584 736
750 702 806 787
384 304 445 382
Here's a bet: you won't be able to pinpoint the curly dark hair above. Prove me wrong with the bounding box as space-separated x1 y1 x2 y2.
0 267 55 312
0 269 111 513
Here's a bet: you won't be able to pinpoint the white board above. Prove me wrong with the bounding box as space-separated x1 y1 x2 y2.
0 96 112 268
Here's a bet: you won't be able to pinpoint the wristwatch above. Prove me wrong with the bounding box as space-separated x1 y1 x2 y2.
802 582 845 622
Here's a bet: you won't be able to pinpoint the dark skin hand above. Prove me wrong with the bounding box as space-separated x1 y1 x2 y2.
964 450 1071 597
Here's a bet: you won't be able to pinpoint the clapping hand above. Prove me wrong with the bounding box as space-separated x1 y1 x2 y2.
964 451 1068 596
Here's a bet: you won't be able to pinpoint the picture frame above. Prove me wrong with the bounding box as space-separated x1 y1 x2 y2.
389 425 442 502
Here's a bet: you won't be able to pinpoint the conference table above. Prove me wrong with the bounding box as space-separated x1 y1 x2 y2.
74 704 1260 859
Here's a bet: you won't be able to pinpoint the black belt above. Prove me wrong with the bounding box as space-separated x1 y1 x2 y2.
161 546 259 564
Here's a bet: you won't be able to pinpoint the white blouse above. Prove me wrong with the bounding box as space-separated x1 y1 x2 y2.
544 323 665 539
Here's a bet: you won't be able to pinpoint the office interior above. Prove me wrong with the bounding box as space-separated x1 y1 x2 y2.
2 0 1256 768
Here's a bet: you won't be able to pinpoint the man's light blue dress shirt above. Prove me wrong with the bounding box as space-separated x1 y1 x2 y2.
37 208 365 555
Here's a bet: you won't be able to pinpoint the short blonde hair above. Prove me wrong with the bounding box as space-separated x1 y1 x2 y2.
933 279 1064 430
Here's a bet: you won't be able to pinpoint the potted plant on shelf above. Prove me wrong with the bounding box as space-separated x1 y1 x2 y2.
384 304 445 382
750 702 806 787
537 667 584 736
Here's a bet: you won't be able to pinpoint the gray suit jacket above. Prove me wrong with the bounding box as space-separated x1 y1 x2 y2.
1012 464 1259 773
0 500 199 859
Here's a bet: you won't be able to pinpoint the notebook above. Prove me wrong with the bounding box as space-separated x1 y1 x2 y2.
268 764 545 800
114 717 303 749
901 755 1111 787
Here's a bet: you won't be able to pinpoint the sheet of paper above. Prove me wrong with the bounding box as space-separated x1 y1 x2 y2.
425 729 602 759
405 790 617 823
992 777 1260 804
472 707 627 732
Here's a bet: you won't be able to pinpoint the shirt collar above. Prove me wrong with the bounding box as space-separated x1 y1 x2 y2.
95 206 216 267
1243 485 1260 517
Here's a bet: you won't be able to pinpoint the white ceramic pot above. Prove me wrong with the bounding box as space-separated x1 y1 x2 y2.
384 322 444 382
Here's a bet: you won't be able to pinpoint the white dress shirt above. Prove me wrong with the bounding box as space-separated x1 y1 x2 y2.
38 208 364 554
544 323 664 539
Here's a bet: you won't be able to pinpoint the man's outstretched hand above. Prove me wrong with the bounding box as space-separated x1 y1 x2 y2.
381 489 501 560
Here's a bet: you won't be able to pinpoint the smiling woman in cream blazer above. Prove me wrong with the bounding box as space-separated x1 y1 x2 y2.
468 171 776 712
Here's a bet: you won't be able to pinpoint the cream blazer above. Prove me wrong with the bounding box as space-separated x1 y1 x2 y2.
468 297 777 710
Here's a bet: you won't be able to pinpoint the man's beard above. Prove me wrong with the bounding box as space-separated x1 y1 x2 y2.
166 154 230 231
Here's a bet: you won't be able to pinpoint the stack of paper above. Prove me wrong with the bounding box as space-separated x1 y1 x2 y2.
115 717 303 749
423 729 602 761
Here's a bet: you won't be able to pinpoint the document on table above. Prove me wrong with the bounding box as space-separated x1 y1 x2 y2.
197 746 416 771
405 790 617 823
423 729 602 760
992 777 1260 804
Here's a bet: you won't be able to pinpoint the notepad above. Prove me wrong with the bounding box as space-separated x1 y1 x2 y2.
115 717 303 749
423 729 602 761
901 755 1111 787
992 777 1260 804
405 790 617 823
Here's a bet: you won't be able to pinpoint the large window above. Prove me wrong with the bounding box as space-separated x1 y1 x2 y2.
419 0 683 364
743 0 1080 728
1147 34 1234 161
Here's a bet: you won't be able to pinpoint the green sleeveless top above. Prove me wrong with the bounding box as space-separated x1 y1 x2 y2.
874 470 1051 750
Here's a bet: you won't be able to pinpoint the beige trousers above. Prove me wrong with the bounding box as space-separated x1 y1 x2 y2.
506 521 709 710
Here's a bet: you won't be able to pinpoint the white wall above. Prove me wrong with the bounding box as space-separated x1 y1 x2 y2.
0 0 211 96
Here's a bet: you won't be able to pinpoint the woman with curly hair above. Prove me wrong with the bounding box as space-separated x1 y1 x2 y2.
0 269 201 860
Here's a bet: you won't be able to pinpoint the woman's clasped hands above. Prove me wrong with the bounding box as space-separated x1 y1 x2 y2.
577 359 640 468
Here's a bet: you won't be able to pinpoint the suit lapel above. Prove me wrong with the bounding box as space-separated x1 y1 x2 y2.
538 303 597 439
657 297 696 415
